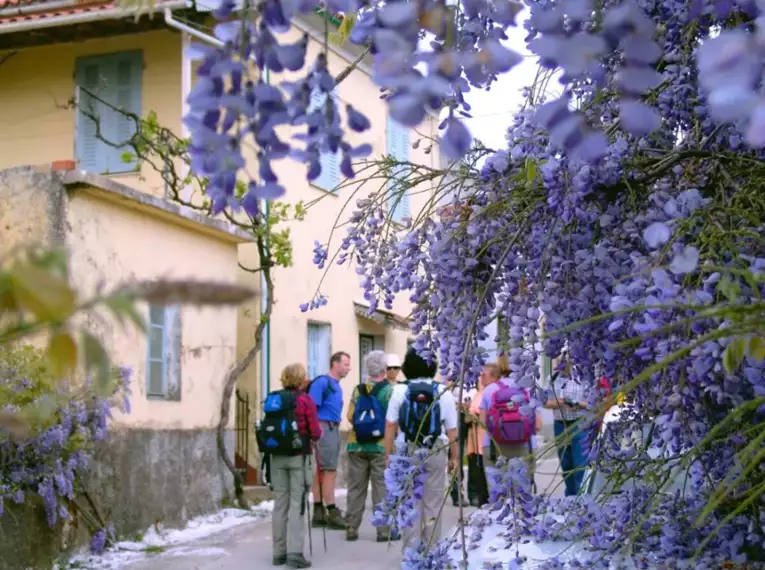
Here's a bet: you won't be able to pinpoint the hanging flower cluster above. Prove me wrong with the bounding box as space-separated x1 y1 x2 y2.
371 446 429 534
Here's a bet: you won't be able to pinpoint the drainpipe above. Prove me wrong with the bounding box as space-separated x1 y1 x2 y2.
260 67 271 404
0 0 187 34
165 8 269 406
163 8 223 47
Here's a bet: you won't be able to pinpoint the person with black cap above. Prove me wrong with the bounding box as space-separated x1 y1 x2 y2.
383 348 459 551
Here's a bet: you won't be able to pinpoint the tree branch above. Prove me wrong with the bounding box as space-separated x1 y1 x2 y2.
334 44 371 87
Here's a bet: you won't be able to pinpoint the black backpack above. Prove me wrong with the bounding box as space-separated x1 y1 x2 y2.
398 381 442 447
256 390 305 456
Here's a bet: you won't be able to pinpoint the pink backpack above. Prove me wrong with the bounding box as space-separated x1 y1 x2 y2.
486 380 533 445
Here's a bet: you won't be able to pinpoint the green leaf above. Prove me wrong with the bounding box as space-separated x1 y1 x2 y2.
717 274 740 302
747 335 765 361
47 331 78 378
9 264 76 321
524 157 537 183
105 295 146 332
82 332 113 396
722 337 747 373
329 12 356 47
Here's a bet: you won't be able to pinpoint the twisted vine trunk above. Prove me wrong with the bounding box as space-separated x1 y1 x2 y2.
216 230 274 508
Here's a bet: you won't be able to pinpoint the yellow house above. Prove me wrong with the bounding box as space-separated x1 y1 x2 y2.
0 161 248 564
0 0 440 493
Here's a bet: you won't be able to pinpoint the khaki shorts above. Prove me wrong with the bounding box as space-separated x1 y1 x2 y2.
317 421 340 471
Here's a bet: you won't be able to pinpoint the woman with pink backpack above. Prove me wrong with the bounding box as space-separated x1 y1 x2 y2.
478 356 543 482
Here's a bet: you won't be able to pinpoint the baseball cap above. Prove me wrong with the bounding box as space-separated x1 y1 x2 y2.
386 354 402 368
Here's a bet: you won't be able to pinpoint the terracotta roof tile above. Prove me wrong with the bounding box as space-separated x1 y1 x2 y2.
0 1 115 25
0 0 60 7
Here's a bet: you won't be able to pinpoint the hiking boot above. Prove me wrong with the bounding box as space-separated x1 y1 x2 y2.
311 505 326 528
325 506 347 529
376 530 401 543
273 554 287 566
452 496 469 507
286 554 311 568
345 527 359 541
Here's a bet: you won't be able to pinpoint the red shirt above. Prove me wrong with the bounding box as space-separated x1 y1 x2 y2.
293 390 322 445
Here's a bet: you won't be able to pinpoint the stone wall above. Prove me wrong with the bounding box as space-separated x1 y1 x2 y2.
0 428 234 570
87 428 234 532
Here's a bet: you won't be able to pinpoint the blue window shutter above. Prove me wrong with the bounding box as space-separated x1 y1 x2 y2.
147 304 167 397
75 63 104 173
108 52 142 173
75 51 142 174
386 117 411 223
309 88 341 192
317 325 330 374
307 324 319 381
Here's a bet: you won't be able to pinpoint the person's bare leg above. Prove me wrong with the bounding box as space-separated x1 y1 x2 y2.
322 470 336 505
312 470 322 503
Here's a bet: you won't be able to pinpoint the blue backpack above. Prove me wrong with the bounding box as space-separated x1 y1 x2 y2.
398 381 442 447
352 382 387 443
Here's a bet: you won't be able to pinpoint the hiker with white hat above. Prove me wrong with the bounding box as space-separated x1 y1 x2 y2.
385 354 402 385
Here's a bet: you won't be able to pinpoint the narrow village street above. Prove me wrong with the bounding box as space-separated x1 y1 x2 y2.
121 495 463 570
116 458 564 570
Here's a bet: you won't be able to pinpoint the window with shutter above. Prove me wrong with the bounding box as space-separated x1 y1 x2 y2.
308 88 341 193
147 304 182 400
147 305 166 398
386 117 411 224
307 323 331 380
75 51 143 174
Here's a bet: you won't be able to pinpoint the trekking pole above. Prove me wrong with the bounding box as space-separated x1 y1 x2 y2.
306 491 313 556
313 442 328 553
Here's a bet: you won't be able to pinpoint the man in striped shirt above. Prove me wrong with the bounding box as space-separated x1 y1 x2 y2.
544 356 592 496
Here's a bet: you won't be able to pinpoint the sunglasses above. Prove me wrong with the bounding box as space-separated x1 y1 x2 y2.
387 366 401 371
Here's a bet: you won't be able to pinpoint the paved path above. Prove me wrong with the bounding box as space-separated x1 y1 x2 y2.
122 497 468 570
123 458 563 570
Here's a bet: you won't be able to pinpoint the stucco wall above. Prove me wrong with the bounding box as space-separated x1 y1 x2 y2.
65 189 239 429
0 30 182 200
0 164 66 256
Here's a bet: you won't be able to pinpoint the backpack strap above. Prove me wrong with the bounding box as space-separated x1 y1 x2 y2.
309 376 333 402
370 381 386 398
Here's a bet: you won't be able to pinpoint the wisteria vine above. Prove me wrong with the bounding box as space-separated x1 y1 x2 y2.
186 0 765 567
1 351 131 554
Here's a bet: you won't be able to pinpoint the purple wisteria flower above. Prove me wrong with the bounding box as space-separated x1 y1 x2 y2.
1 362 131 549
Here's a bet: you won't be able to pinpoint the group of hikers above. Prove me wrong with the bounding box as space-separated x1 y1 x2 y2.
256 345 603 568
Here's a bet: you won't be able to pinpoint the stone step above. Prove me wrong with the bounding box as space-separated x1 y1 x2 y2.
243 485 275 504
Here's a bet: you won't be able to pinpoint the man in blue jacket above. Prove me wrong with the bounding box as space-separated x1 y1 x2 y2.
309 351 350 529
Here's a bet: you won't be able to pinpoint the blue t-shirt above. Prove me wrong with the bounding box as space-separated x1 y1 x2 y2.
308 375 343 423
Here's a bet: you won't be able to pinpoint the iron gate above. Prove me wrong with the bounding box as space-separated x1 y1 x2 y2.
234 389 250 481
